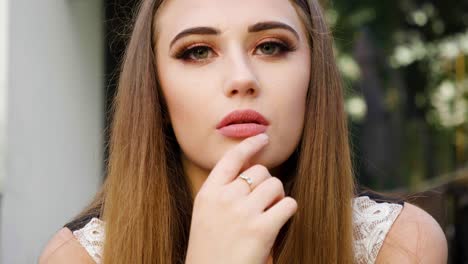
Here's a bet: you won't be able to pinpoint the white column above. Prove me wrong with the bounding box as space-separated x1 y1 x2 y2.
1 0 104 262
0 0 8 260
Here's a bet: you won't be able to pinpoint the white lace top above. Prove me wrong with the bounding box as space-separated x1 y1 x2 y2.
72 196 403 264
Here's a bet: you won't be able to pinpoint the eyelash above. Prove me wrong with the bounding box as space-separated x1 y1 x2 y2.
174 40 297 62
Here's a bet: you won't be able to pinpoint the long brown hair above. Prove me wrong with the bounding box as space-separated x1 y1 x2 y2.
67 0 356 263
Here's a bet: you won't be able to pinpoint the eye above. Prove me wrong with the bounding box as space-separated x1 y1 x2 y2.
174 40 296 63
175 45 214 61
255 41 295 56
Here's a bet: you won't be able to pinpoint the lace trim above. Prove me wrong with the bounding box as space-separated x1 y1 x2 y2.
71 197 403 264
352 196 403 264
72 217 104 264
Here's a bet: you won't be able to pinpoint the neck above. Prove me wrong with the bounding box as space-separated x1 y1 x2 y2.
181 155 211 199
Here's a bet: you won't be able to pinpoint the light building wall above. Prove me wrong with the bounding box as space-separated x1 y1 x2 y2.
1 1 105 262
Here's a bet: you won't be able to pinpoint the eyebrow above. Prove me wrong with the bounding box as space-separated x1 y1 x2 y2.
169 21 300 49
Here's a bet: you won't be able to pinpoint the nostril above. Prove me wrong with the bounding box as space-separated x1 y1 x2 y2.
231 90 239 95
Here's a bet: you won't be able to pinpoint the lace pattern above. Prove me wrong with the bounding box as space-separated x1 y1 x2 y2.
72 217 104 263
352 196 403 264
71 196 403 264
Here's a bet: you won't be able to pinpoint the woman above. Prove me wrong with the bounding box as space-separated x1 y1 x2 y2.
39 0 448 263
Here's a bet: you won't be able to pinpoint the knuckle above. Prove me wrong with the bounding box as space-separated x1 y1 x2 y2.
253 164 269 175
269 177 284 192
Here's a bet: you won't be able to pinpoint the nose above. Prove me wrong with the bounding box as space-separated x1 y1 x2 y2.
223 53 260 98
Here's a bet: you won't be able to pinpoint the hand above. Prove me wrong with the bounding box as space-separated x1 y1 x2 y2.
185 134 298 264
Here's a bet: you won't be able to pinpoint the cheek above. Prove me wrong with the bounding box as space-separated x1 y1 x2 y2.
266 55 309 123
274 81 308 147
158 64 212 129
157 63 221 169
264 55 310 165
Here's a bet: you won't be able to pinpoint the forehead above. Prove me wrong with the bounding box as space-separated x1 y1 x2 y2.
156 0 302 37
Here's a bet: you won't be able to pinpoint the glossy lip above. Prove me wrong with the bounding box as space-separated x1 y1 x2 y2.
216 109 270 138
216 109 270 129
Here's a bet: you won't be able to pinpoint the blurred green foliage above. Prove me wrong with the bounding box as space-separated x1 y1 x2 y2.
326 0 468 190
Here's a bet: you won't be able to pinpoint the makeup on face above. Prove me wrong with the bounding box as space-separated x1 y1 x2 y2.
155 0 311 179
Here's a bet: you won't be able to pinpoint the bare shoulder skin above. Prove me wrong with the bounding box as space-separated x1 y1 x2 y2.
38 227 95 264
376 202 448 263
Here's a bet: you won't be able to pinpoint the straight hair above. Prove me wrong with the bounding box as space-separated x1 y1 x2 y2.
67 0 356 263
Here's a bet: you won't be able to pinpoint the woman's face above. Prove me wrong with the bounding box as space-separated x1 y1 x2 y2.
155 0 311 176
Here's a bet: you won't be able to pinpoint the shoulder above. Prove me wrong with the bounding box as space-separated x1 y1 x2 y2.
352 195 405 263
376 202 448 263
38 227 96 264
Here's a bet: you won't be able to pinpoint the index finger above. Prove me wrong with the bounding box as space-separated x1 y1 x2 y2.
205 133 269 187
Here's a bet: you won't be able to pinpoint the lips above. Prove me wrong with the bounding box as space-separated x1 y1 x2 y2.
216 109 269 128
216 109 269 138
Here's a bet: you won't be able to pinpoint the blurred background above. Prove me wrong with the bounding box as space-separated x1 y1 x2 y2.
0 0 466 263
323 1 468 263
